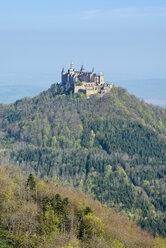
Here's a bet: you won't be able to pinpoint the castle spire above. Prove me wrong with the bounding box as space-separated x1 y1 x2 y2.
80 65 85 73
70 62 74 70
92 67 94 73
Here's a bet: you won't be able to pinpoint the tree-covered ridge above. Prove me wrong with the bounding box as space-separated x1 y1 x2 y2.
1 166 166 248
0 85 166 237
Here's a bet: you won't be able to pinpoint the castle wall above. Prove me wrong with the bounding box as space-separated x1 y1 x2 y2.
83 81 96 86
74 85 86 94
100 84 113 95
86 89 99 97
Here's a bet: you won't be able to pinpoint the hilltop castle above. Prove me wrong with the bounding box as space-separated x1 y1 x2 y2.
61 63 112 97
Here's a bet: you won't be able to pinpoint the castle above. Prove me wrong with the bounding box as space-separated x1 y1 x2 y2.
61 63 112 97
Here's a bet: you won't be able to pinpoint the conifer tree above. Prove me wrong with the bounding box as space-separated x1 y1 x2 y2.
26 173 36 190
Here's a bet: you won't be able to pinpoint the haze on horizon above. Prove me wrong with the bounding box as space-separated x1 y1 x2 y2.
0 0 166 106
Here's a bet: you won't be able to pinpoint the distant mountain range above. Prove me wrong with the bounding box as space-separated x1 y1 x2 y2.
116 78 166 107
0 83 49 104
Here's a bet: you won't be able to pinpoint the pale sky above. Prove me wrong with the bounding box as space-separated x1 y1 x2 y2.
0 0 166 90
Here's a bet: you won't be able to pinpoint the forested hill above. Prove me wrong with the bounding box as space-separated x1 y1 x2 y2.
1 166 164 248
0 84 166 237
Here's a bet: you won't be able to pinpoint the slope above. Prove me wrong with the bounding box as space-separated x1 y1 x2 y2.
0 84 166 237
1 165 165 248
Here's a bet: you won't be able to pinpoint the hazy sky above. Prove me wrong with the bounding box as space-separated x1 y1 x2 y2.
0 0 166 89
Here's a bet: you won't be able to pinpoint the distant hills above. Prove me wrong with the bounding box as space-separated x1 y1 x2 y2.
0 83 166 238
0 83 49 104
116 78 166 107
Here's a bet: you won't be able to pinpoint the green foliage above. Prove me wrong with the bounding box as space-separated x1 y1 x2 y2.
112 240 125 248
75 80 83 86
153 237 166 248
42 207 59 235
2 166 166 247
26 173 36 190
79 214 105 240
1 85 166 238
51 136 57 147
139 215 166 237
0 232 11 248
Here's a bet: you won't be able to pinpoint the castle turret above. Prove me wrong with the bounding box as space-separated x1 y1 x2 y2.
99 72 104 85
80 65 85 73
62 67 65 74
61 67 66 84
69 62 75 74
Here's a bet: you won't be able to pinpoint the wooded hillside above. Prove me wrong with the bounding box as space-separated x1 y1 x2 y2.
1 166 166 248
0 84 166 238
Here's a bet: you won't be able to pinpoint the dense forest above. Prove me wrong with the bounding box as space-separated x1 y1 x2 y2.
1 166 166 248
0 84 166 239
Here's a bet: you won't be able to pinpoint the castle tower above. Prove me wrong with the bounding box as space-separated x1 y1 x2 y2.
99 72 104 85
69 62 75 75
80 65 85 73
61 67 66 84
62 67 65 74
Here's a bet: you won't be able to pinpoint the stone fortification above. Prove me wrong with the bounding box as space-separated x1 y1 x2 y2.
61 63 112 96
